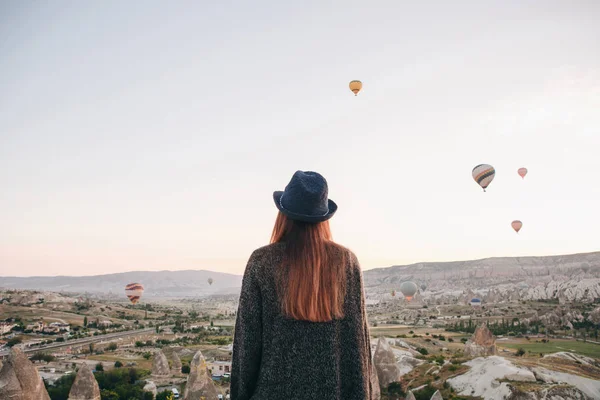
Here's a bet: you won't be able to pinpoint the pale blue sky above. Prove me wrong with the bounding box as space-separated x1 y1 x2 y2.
1 1 599 276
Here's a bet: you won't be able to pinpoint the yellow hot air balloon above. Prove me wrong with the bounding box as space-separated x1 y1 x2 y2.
349 80 362 96
511 220 523 233
518 168 528 179
472 164 495 192
124 283 144 305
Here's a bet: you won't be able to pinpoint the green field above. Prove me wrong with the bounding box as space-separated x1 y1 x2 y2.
500 340 600 359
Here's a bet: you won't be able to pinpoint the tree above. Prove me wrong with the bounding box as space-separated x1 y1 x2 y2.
107 343 118 351
386 382 405 399
7 337 22 347
95 362 104 372
89 343 94 353
182 365 191 374
516 348 526 357
143 352 152 360
114 361 123 368
156 391 175 400
83 316 88 328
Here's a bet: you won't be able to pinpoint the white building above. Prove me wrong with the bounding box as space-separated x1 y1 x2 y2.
207 360 232 377
0 322 16 335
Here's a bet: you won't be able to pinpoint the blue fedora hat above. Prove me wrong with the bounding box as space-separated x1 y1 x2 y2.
273 171 337 223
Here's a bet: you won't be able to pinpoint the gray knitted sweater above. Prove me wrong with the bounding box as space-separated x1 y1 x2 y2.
231 243 375 400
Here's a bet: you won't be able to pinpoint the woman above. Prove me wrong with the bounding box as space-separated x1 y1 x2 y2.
231 171 376 399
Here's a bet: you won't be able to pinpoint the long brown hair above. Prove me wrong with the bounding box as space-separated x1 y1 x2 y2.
270 211 347 322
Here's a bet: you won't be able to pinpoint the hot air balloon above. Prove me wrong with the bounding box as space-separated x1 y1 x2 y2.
472 164 495 191
124 283 144 305
391 290 396 297
349 80 362 96
469 298 482 307
518 168 528 179
511 220 523 233
420 283 427 292
399 281 418 302
208 278 213 286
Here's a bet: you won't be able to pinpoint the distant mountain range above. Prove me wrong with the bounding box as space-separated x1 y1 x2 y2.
2 251 599 301
0 270 242 298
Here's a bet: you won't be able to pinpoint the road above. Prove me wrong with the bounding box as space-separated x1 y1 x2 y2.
0 327 156 357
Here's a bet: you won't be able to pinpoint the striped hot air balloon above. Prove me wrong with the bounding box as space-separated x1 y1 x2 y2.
124 283 144 305
472 164 495 192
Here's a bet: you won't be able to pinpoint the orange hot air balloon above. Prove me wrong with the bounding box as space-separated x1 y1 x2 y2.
518 168 528 179
124 283 144 305
349 80 362 96
511 220 523 233
391 290 396 297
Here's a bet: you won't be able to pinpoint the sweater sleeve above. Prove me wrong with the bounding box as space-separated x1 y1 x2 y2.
231 251 263 400
356 256 376 399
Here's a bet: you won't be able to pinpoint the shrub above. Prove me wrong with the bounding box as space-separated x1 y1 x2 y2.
516 348 526 357
182 365 191 374
114 361 123 368
417 347 429 355
95 362 104 372
107 343 118 351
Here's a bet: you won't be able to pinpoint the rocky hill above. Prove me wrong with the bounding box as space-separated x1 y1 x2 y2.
2 251 599 302
0 270 241 298
364 251 600 303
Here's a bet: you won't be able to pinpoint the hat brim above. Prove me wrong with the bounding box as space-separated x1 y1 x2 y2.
273 191 337 223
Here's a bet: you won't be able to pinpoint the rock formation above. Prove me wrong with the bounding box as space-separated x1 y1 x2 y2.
430 390 443 400
464 324 497 357
151 350 170 377
0 347 51 400
68 363 101 400
142 380 158 397
171 351 182 372
373 337 401 389
405 391 416 400
183 351 218 400
369 365 380 400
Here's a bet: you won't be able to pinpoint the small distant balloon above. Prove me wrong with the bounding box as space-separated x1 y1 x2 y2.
124 283 144 305
420 283 427 292
208 278 213 286
349 80 362 96
472 164 495 192
518 168 528 179
511 220 523 233
399 281 418 302
469 298 482 307
391 290 396 297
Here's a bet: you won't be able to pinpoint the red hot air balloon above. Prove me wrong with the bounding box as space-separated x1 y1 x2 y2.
518 168 528 179
511 220 523 233
125 283 144 304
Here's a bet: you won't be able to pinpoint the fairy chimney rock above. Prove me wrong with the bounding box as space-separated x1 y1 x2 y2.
0 347 51 400
373 337 402 389
151 350 170 377
143 380 158 396
464 324 497 357
405 391 416 400
183 351 218 400
68 363 101 400
171 351 182 372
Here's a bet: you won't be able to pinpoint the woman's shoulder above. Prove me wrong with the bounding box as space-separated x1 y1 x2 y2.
326 242 360 270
